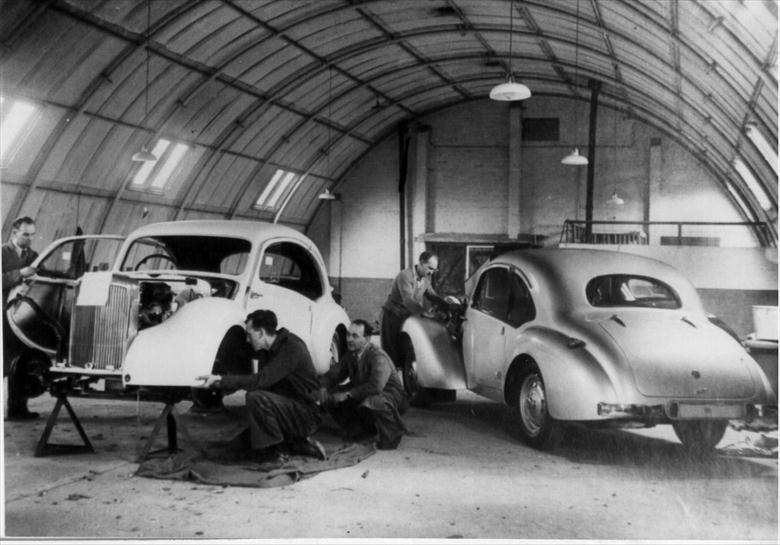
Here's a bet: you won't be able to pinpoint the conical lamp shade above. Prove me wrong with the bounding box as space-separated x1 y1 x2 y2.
489 79 532 101
318 188 337 200
132 146 157 162
607 191 625 205
561 148 588 165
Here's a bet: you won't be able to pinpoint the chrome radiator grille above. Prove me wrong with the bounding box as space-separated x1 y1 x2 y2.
69 283 135 370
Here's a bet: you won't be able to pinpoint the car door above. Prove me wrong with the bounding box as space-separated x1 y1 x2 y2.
463 265 511 395
246 240 319 347
7 236 125 356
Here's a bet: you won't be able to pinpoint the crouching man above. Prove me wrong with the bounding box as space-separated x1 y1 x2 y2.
322 319 409 449
196 309 326 463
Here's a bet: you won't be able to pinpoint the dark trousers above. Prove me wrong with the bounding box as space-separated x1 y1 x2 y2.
3 314 29 414
331 392 408 449
380 309 404 369
246 390 322 450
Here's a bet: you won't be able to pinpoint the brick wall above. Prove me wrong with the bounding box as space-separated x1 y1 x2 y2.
308 96 777 336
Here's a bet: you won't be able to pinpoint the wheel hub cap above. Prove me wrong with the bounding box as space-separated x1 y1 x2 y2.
520 376 547 435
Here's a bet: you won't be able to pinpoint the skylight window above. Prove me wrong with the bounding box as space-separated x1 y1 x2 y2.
0 97 36 162
733 158 773 211
725 181 753 219
149 142 188 190
254 169 300 210
130 139 188 191
745 123 778 175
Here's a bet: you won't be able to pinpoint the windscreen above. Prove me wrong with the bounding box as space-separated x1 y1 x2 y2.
120 235 251 275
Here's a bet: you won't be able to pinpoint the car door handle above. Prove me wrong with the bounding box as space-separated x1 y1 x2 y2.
250 291 263 299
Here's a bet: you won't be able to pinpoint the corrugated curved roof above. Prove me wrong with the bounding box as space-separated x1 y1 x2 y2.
1 0 776 237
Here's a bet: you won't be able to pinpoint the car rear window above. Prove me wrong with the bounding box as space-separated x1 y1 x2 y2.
586 275 681 309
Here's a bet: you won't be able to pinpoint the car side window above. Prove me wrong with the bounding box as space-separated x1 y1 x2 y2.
36 238 124 279
507 272 535 327
259 241 323 300
472 268 509 320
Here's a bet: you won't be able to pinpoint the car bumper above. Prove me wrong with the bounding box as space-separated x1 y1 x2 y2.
597 401 775 421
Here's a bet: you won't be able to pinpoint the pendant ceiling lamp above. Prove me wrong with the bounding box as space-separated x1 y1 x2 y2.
489 0 531 101
561 147 588 165
606 189 625 206
132 0 157 162
562 0 587 166
317 187 337 200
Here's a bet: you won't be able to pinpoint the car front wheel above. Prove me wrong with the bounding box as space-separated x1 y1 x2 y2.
400 336 429 407
329 330 343 371
672 420 728 455
513 364 559 449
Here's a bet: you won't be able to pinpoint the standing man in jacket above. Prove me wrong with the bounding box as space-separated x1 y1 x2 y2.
322 319 408 450
196 309 326 463
380 251 443 369
2 216 39 420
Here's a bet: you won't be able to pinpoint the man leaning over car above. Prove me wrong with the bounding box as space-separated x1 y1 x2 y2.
196 309 326 463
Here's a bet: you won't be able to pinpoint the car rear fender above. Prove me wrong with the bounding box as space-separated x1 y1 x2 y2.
505 326 622 421
309 301 350 375
401 316 466 390
122 297 245 387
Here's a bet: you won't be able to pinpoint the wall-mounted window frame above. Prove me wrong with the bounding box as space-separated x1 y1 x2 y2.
0 97 38 164
521 118 560 142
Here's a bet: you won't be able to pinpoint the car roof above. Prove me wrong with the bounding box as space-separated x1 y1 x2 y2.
126 220 309 246
483 248 703 311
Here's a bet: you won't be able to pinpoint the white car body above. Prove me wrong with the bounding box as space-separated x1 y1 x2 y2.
8 220 350 398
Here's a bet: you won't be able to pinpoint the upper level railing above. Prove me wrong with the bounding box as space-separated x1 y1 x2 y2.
560 220 776 248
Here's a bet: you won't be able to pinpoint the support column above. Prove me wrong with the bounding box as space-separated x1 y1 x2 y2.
410 125 430 260
648 137 663 243
508 103 523 238
397 122 410 269
585 79 602 240
328 200 344 294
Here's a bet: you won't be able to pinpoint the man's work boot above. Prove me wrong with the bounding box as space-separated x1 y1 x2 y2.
289 436 327 460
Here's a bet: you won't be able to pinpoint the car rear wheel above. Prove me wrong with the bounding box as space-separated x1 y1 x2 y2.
513 364 559 449
672 420 728 455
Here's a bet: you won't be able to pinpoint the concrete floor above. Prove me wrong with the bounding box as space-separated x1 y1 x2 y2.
2 389 778 542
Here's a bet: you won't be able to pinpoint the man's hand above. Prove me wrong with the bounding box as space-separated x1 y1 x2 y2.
330 391 351 404
20 266 36 278
195 374 221 389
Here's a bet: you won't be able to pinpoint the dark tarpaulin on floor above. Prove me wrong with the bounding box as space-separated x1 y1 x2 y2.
135 429 376 488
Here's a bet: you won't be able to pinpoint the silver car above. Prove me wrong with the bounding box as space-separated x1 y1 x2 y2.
400 248 776 453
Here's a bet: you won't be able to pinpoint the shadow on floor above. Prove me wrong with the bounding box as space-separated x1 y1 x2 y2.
410 396 777 480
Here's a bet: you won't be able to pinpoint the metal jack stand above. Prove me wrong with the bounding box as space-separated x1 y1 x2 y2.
35 387 95 457
137 400 199 462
